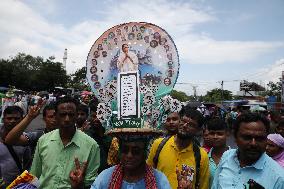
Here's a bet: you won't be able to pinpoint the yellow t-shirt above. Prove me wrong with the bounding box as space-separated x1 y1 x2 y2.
107 137 120 166
147 136 209 189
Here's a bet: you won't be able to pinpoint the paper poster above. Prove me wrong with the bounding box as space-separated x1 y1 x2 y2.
117 71 140 119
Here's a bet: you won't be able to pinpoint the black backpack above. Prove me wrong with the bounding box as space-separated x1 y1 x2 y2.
153 136 201 189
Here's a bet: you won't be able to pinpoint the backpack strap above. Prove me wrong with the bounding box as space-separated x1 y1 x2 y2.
4 143 23 173
153 136 171 169
192 141 201 189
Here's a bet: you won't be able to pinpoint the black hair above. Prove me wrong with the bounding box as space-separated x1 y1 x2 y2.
3 106 24 117
89 96 100 113
54 96 79 112
233 112 270 137
122 44 128 49
206 118 227 131
278 118 284 128
43 103 55 118
77 104 89 116
179 105 205 128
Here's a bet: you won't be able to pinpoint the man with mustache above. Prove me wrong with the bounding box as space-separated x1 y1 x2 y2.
30 97 100 188
147 106 209 189
212 112 284 189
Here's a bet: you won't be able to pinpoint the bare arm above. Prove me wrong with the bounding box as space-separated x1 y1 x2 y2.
4 99 45 146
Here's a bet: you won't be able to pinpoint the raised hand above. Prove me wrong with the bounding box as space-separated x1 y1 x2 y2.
27 98 46 119
70 157 88 189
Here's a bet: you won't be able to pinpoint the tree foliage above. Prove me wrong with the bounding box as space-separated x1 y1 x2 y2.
170 90 191 102
265 80 281 101
203 88 233 102
0 53 69 91
68 66 91 91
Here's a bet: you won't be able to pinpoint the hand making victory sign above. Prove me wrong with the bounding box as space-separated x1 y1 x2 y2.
70 157 88 189
27 97 46 119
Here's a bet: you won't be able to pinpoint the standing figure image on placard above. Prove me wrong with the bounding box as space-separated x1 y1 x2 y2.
117 44 138 72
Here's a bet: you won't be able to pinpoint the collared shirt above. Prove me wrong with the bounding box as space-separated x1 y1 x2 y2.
208 147 230 187
90 166 171 189
147 136 209 189
211 149 284 189
208 148 217 187
30 129 100 189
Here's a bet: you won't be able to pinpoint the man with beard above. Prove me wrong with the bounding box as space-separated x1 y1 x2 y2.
0 106 31 187
30 97 100 188
147 106 209 189
212 112 284 189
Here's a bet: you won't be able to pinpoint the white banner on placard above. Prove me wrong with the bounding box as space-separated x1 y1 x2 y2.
117 71 140 119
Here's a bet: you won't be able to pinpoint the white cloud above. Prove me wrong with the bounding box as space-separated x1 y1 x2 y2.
177 34 284 64
0 0 283 77
244 58 284 83
174 58 284 96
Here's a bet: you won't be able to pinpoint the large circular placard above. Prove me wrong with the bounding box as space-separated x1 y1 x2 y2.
86 22 179 101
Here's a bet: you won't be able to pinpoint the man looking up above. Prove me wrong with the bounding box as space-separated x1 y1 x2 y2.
30 96 100 188
212 112 284 188
147 105 209 189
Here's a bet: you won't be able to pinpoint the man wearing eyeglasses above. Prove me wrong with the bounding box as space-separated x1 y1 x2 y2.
147 106 210 189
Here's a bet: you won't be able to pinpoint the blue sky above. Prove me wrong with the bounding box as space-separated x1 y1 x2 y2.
1 0 283 95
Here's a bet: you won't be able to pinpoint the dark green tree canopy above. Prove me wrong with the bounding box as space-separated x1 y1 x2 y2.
0 53 69 91
203 88 233 103
265 80 281 101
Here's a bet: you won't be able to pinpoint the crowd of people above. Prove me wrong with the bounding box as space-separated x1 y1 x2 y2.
1 92 284 189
